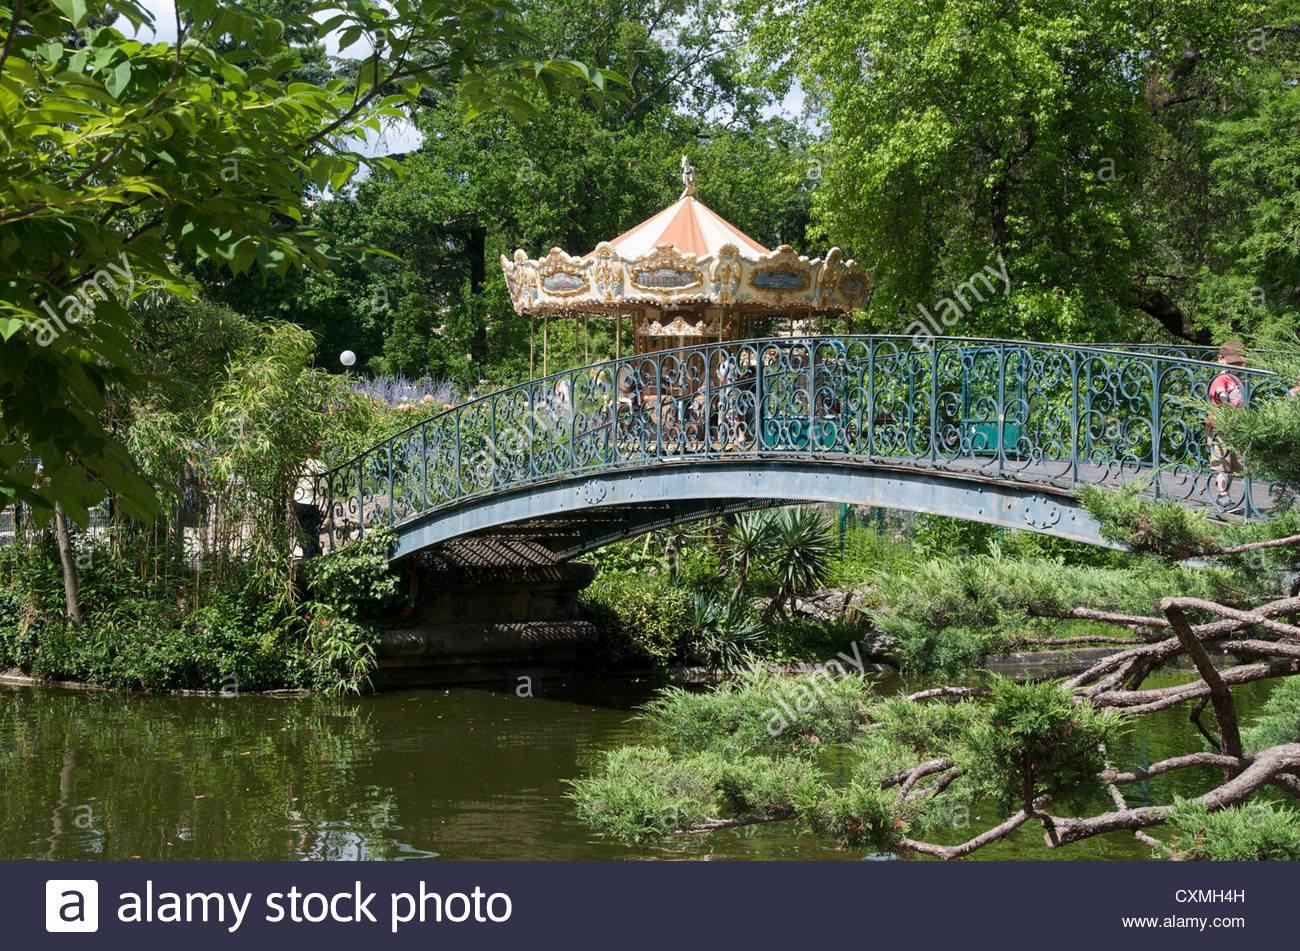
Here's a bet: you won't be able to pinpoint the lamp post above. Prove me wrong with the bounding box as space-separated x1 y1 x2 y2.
339 349 356 373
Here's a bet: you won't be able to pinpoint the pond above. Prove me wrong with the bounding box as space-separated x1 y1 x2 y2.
0 670 1277 861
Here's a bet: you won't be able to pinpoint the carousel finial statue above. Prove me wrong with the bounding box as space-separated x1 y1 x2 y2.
680 155 696 197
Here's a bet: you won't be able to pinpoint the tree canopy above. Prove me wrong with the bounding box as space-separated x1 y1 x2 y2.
0 0 616 522
743 0 1300 343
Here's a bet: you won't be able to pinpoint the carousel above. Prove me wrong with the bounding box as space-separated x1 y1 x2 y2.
500 157 873 375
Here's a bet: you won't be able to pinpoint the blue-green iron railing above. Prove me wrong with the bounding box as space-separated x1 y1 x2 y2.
315 336 1288 552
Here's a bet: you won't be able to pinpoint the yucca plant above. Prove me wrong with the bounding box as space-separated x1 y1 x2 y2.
726 509 779 610
766 507 837 619
685 594 765 668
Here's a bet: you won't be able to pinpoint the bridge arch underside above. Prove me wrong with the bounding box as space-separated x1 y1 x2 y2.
389 460 1121 566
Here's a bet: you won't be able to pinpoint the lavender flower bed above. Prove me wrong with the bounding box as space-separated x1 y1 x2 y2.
349 372 460 412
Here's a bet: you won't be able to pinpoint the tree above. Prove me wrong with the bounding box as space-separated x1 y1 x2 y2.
744 0 1296 343
726 510 778 610
243 0 813 381
570 593 1300 857
0 0 617 529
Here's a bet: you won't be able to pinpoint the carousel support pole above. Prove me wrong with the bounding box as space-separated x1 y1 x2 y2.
530 312 536 379
615 314 622 361
584 313 589 362
543 313 549 377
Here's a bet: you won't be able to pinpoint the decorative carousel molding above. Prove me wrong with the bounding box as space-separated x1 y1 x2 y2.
502 242 872 315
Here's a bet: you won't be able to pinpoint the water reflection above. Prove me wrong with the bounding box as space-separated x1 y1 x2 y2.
0 673 1279 861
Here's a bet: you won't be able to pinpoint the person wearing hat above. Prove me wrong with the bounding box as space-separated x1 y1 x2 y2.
1206 341 1247 510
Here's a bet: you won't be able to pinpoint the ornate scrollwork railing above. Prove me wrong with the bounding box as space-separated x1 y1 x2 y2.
314 336 1287 552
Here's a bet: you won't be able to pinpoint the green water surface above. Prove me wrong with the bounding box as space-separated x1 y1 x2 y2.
0 670 1276 861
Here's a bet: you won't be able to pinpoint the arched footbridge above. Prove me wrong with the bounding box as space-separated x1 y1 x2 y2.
315 337 1287 565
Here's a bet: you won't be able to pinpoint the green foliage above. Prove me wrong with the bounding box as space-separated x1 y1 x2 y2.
1213 349 1300 496
637 667 875 757
825 514 914 588
242 0 804 378
582 572 693 666
303 529 402 619
0 520 393 693
1081 484 1221 559
568 744 828 843
864 695 978 758
1192 7 1300 340
909 515 998 561
997 528 1134 569
715 756 824 818
724 509 781 607
801 781 903 851
567 746 725 842
1242 677 1300 751
301 609 381 697
764 507 837 615
960 679 1121 811
0 0 614 525
1165 800 1300 861
682 595 766 668
870 551 1264 674
0 571 315 693
763 616 860 665
746 0 1289 345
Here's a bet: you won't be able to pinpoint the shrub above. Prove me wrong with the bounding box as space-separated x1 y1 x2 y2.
303 529 403 619
764 616 860 665
801 781 903 850
582 573 693 666
1165 800 1300 861
869 551 1267 674
960 678 1122 811
717 756 824 817
637 667 875 757
1081 483 1220 558
567 746 725 842
1242 677 1300 751
681 595 766 668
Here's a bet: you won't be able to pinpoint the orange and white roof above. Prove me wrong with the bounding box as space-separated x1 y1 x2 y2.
501 174 871 318
591 191 770 260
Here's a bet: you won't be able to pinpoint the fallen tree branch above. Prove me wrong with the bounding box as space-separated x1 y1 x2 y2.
1104 752 1248 785
1093 659 1300 713
1044 744 1300 847
1013 634 1147 647
1163 599 1243 762
1162 597 1300 641
1217 639 1300 660
1069 606 1169 631
905 686 990 702
881 758 952 793
679 813 793 834
1065 596 1300 694
1210 533 1300 556
898 809 1034 860
1103 748 1164 850
909 766 962 803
